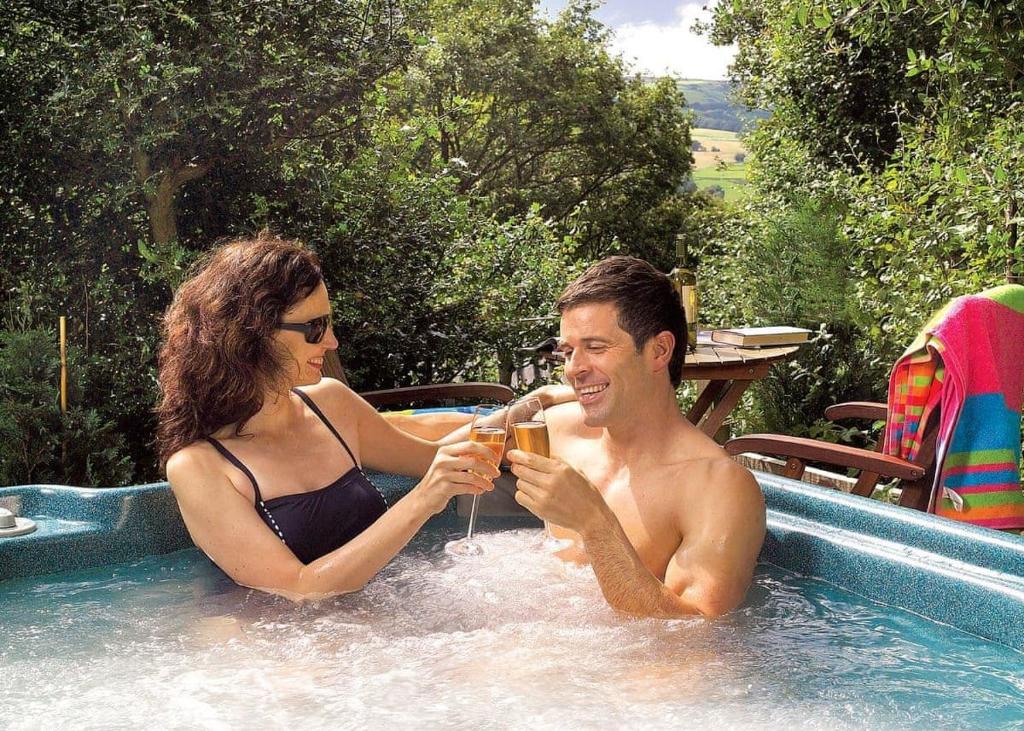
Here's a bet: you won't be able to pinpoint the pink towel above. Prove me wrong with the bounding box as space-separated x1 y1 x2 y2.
883 285 1024 529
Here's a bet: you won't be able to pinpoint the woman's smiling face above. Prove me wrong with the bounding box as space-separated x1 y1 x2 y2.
275 281 339 386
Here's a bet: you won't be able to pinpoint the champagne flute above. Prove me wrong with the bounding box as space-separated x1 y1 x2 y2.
444 403 507 557
509 397 573 553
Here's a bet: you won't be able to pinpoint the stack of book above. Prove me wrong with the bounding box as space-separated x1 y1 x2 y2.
708 326 811 348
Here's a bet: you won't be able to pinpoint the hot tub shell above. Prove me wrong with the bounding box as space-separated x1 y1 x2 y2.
2 472 1023 650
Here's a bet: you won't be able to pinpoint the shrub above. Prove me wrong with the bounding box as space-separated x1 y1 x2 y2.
700 195 885 445
0 328 133 486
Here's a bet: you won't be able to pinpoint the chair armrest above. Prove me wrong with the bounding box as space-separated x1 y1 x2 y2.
359 383 515 408
725 434 925 481
823 401 887 422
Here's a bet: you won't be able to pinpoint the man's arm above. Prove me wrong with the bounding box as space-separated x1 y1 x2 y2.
661 461 766 616
381 411 473 441
508 452 765 618
574 501 711 618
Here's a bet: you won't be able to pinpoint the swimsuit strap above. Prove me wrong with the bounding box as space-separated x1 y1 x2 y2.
204 436 264 505
292 388 360 467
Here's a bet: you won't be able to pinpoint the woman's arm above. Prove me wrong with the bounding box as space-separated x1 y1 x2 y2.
319 378 577 472
306 378 444 477
167 440 498 601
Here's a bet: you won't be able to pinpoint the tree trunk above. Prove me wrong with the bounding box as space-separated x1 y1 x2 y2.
149 177 180 246
497 350 514 387
132 142 212 248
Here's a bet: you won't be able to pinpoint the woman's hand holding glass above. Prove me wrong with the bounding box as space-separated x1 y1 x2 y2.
414 440 499 516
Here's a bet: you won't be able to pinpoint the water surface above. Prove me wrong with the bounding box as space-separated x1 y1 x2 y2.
2 529 1022 730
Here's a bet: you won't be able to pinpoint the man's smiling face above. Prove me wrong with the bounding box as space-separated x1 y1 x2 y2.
559 302 650 428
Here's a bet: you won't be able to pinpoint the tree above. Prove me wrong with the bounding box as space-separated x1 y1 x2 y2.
386 0 693 257
3 1 414 265
0 1 417 481
699 0 1024 441
0 0 698 484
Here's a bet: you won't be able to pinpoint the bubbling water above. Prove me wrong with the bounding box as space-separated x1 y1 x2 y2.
2 528 1023 730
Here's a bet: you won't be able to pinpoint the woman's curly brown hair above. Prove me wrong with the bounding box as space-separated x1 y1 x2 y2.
156 231 323 468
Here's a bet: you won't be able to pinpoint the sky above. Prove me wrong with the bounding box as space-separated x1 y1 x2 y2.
537 0 736 81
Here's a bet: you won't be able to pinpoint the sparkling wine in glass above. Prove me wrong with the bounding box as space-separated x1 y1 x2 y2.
510 397 572 553
445 403 507 557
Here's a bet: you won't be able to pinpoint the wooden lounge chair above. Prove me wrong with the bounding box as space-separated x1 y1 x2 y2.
322 351 515 408
725 401 936 511
729 287 1024 520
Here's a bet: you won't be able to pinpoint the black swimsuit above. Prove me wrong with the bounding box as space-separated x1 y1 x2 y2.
205 389 388 564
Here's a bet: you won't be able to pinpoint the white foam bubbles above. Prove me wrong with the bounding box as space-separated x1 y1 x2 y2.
2 528 1023 729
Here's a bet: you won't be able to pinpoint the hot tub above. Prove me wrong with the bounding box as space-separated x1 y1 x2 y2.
1 473 1022 728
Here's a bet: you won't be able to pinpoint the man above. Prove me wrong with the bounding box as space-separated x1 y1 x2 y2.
507 256 765 618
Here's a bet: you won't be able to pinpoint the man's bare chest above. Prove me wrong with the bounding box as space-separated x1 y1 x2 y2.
556 442 682 575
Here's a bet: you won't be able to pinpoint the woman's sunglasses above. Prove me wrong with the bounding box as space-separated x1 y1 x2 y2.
278 314 332 344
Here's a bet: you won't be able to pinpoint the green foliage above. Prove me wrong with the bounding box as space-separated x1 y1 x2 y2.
434 205 583 384
311 154 486 388
711 0 941 170
702 0 1024 445
738 198 851 326
0 329 133 486
304 147 581 390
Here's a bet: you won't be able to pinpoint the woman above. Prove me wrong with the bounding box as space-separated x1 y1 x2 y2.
158 232 561 600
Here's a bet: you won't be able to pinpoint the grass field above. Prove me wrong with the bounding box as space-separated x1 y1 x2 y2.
690 127 749 201
691 127 746 170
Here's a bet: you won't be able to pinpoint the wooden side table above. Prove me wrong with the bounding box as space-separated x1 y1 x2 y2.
682 344 800 436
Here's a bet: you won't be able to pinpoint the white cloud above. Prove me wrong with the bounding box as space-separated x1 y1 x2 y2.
608 2 736 80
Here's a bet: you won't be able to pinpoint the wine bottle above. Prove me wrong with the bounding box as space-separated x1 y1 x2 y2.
670 233 699 351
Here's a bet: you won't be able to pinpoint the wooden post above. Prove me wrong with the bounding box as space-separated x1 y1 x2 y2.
59 316 67 415
1007 199 1020 284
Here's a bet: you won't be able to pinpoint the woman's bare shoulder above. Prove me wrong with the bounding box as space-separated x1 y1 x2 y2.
299 377 358 409
165 440 226 490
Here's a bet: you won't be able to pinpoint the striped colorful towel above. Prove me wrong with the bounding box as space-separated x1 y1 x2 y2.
883 285 1024 529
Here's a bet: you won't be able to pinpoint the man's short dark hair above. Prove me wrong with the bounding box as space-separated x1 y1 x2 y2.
556 256 686 386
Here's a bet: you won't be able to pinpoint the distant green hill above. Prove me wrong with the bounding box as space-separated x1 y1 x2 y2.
674 79 767 133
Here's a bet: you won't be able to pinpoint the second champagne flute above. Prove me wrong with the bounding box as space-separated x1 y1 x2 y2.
510 397 572 552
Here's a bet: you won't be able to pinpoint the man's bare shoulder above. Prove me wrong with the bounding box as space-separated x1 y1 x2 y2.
677 453 765 525
705 455 762 497
545 401 601 439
